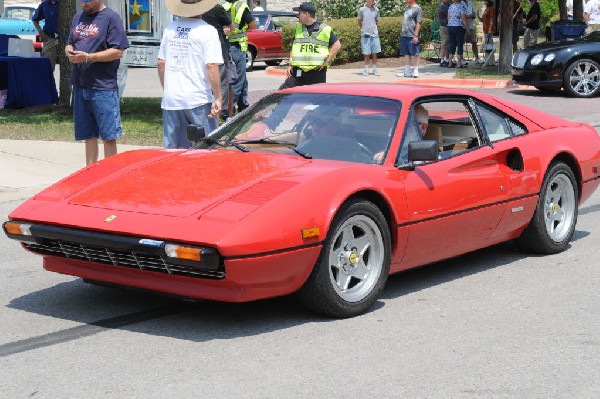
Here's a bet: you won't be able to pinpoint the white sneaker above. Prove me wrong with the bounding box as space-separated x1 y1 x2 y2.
363 68 369 76
475 58 483 65
396 69 412 78
372 68 380 76
412 68 419 78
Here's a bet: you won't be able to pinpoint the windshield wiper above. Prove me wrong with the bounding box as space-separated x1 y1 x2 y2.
197 136 249 152
236 138 312 159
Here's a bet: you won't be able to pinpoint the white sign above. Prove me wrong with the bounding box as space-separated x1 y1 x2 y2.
124 46 160 67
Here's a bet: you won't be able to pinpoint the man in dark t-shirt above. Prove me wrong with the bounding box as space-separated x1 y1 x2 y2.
66 0 129 166
32 0 59 71
524 0 541 48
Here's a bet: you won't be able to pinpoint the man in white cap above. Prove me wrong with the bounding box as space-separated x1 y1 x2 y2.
158 0 224 149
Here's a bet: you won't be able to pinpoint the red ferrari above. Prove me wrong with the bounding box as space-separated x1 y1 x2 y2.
4 84 600 318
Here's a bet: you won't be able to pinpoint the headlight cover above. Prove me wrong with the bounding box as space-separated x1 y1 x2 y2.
530 53 555 66
530 54 544 66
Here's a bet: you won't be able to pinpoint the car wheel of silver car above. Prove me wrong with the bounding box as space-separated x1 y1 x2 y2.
298 199 391 318
516 162 578 254
563 58 600 98
245 48 255 71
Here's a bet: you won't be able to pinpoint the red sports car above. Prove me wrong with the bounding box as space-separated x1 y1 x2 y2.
245 11 296 70
4 84 600 318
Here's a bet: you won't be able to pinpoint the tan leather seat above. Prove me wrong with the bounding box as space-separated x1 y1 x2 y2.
423 125 443 143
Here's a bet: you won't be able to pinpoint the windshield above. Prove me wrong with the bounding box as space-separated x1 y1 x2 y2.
199 93 401 165
2 7 35 20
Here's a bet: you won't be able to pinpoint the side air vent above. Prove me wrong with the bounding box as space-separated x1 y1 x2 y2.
507 149 524 172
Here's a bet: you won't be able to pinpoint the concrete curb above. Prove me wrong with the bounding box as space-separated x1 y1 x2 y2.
265 66 533 90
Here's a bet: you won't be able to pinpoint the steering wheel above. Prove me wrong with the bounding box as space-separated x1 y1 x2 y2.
356 141 375 160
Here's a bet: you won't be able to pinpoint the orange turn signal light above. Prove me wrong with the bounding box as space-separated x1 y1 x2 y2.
164 244 202 261
4 221 32 236
301 227 320 239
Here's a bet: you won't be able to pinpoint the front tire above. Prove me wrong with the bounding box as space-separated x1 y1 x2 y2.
515 162 578 254
298 199 391 318
563 58 600 98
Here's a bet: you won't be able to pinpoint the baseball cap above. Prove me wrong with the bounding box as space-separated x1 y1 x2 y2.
292 2 317 13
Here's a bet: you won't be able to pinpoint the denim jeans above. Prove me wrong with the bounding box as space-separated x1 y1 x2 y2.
162 104 218 149
225 45 249 114
73 86 123 141
448 25 466 56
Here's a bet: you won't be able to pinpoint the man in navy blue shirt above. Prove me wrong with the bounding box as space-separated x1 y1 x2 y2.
66 0 129 165
33 0 59 71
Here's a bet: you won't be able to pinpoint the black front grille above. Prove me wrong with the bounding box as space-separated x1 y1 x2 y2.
25 240 225 279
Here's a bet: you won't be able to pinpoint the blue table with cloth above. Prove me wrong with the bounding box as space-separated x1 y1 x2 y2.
0 56 59 109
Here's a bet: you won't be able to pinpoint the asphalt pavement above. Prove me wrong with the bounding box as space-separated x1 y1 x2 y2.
2 61 600 204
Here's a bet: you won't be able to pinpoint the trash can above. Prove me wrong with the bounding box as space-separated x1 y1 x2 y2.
551 21 587 41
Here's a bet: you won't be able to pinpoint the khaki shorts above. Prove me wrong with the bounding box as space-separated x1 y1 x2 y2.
440 26 449 50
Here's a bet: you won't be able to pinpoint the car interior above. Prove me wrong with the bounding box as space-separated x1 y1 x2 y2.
398 99 529 164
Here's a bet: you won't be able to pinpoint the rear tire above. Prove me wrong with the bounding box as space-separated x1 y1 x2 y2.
245 48 255 71
297 199 391 318
265 60 282 66
515 162 578 254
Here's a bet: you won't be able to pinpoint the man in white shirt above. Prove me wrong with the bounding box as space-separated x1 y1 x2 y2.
158 0 223 149
584 0 600 34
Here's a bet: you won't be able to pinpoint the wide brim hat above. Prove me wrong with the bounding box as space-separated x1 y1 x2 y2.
166 0 218 18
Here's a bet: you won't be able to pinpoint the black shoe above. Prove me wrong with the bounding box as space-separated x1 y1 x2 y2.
440 60 449 67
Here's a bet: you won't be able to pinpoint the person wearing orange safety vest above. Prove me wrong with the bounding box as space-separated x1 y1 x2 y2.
281 2 341 88
219 0 256 117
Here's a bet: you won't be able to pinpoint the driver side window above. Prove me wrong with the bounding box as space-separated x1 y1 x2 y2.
397 101 483 165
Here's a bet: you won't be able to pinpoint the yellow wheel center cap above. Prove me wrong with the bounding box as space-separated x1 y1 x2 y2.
349 252 358 265
551 203 558 212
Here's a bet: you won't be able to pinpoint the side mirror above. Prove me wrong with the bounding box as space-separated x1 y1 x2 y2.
408 140 439 163
186 124 205 145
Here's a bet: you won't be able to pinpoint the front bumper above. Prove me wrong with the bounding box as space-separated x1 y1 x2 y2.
5 221 322 302
512 67 564 87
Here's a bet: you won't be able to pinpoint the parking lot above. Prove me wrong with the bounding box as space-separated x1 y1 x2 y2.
2 64 600 398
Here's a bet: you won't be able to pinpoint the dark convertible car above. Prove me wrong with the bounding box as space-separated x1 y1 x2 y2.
512 31 600 98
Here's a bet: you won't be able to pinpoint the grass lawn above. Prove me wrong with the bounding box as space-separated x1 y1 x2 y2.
0 97 164 146
455 66 512 80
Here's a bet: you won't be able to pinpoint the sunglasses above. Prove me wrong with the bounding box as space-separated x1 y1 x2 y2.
81 0 92 3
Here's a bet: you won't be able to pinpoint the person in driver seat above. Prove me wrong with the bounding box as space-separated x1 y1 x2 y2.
373 104 429 163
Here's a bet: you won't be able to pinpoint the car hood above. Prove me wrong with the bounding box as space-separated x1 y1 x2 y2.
34 149 311 218
527 35 598 52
